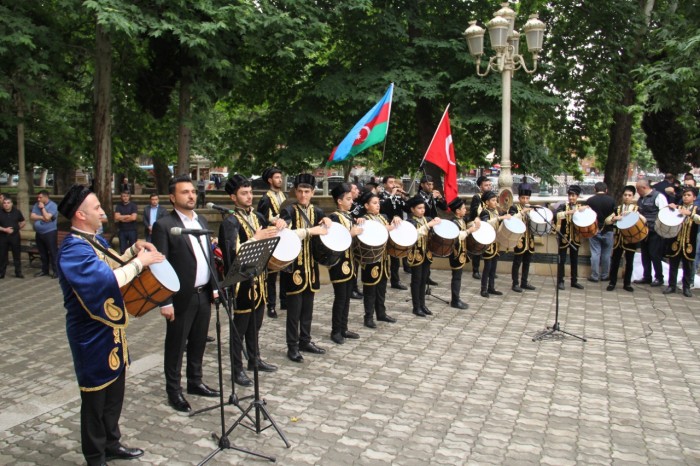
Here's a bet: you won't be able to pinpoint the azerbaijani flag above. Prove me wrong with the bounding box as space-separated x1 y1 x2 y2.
328 83 394 164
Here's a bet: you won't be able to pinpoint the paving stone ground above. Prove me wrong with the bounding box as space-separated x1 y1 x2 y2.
1 259 700 465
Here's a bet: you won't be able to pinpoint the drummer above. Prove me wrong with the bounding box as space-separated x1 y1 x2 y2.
479 191 511 298
279 173 332 363
218 175 283 389
360 190 400 328
448 197 480 309
469 176 493 280
663 186 700 297
605 185 641 292
405 195 441 317
509 184 536 292
555 185 585 290
328 184 364 344
380 175 409 291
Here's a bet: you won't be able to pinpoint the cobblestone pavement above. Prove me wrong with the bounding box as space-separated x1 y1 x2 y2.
1 262 700 465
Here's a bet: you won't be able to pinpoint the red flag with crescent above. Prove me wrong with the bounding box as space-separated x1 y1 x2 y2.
421 105 458 203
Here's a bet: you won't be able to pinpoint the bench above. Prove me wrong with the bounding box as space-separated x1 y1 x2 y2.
24 231 112 267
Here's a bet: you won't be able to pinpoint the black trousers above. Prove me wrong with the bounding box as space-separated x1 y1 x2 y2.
266 271 286 310
363 275 388 320
35 229 57 274
331 279 353 334
450 268 463 303
286 288 314 349
668 254 693 290
390 256 401 286
164 290 211 396
471 253 481 274
0 234 22 275
118 230 137 254
557 245 579 284
639 230 665 282
409 261 430 310
230 303 263 371
511 251 532 286
609 247 635 287
80 369 125 466
481 257 498 291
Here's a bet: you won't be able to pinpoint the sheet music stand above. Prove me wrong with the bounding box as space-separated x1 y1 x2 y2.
199 236 282 465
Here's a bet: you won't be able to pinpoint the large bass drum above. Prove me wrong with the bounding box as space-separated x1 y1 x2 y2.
354 220 389 265
121 259 180 317
268 228 302 272
386 221 418 258
311 222 352 267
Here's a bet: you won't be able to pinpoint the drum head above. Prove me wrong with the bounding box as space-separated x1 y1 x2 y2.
433 220 459 239
615 211 640 229
502 217 526 234
657 207 685 227
389 221 418 247
471 221 496 244
320 222 353 252
573 208 596 227
357 220 389 246
529 206 553 224
273 228 302 261
149 259 181 292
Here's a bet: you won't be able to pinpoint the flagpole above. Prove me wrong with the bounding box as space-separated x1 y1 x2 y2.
419 103 450 169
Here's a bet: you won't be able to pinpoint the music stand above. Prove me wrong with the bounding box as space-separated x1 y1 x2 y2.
199 237 281 465
530 206 587 342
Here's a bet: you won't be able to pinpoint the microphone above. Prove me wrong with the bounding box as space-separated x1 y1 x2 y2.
206 202 233 214
170 227 213 236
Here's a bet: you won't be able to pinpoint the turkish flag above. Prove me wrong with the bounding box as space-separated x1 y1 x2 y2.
422 106 458 203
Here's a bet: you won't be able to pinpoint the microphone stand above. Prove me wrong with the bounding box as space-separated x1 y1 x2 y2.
529 206 587 342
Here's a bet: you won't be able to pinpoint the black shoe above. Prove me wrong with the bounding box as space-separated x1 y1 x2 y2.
331 333 345 344
494 274 499 279
606 284 615 291
287 349 304 363
249 359 278 372
512 285 523 293
421 306 433 315
0 274 4 279
623 285 634 292
267 307 278 318
377 315 397 323
488 289 503 296
522 283 536 290
391 282 408 290
472 272 481 279
105 445 145 461
351 290 363 300
480 290 489 298
364 318 377 328
557 282 565 290
412 308 426 317
663 286 676 294
587 277 599 283
651 279 664 287
206 335 215 343
450 300 468 310
300 342 326 354
50 273 56 279
571 282 584 290
633 278 651 285
34 271 49 277
15 272 24 278
427 278 438 286
342 330 360 339
168 393 191 413
233 370 253 387
683 288 693 298
187 383 219 397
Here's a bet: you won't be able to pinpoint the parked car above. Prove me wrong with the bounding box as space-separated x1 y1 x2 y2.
0 173 8 185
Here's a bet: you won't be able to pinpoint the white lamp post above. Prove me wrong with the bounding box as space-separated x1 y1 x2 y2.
464 3 545 195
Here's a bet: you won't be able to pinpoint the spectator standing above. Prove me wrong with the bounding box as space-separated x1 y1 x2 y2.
633 179 668 286
197 176 207 208
0 196 26 278
30 190 58 278
585 182 616 282
114 191 138 253
143 193 167 242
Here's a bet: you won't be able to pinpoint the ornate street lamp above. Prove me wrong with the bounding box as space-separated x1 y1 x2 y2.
464 3 545 196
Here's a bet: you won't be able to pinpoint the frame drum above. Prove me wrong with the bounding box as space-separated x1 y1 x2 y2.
428 221 459 257
528 206 554 236
466 221 496 255
615 211 648 243
354 219 389 265
655 206 685 239
386 221 418 258
496 217 526 249
312 222 352 267
268 228 302 272
572 208 598 238
121 259 180 317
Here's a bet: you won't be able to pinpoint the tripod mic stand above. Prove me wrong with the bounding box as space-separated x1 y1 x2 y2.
530 206 587 342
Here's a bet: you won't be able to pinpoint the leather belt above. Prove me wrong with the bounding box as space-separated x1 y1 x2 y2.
194 285 209 294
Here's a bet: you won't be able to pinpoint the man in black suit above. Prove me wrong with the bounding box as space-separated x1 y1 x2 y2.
142 193 167 242
152 175 220 413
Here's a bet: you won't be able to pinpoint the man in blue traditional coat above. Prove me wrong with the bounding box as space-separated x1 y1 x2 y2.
57 185 164 466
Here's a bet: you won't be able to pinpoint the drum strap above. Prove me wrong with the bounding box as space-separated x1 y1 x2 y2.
71 229 127 266
296 205 314 228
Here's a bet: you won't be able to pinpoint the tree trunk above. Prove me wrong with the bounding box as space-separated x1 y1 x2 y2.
176 73 192 177
153 156 172 195
94 22 114 232
415 97 442 191
14 90 31 230
603 87 635 202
